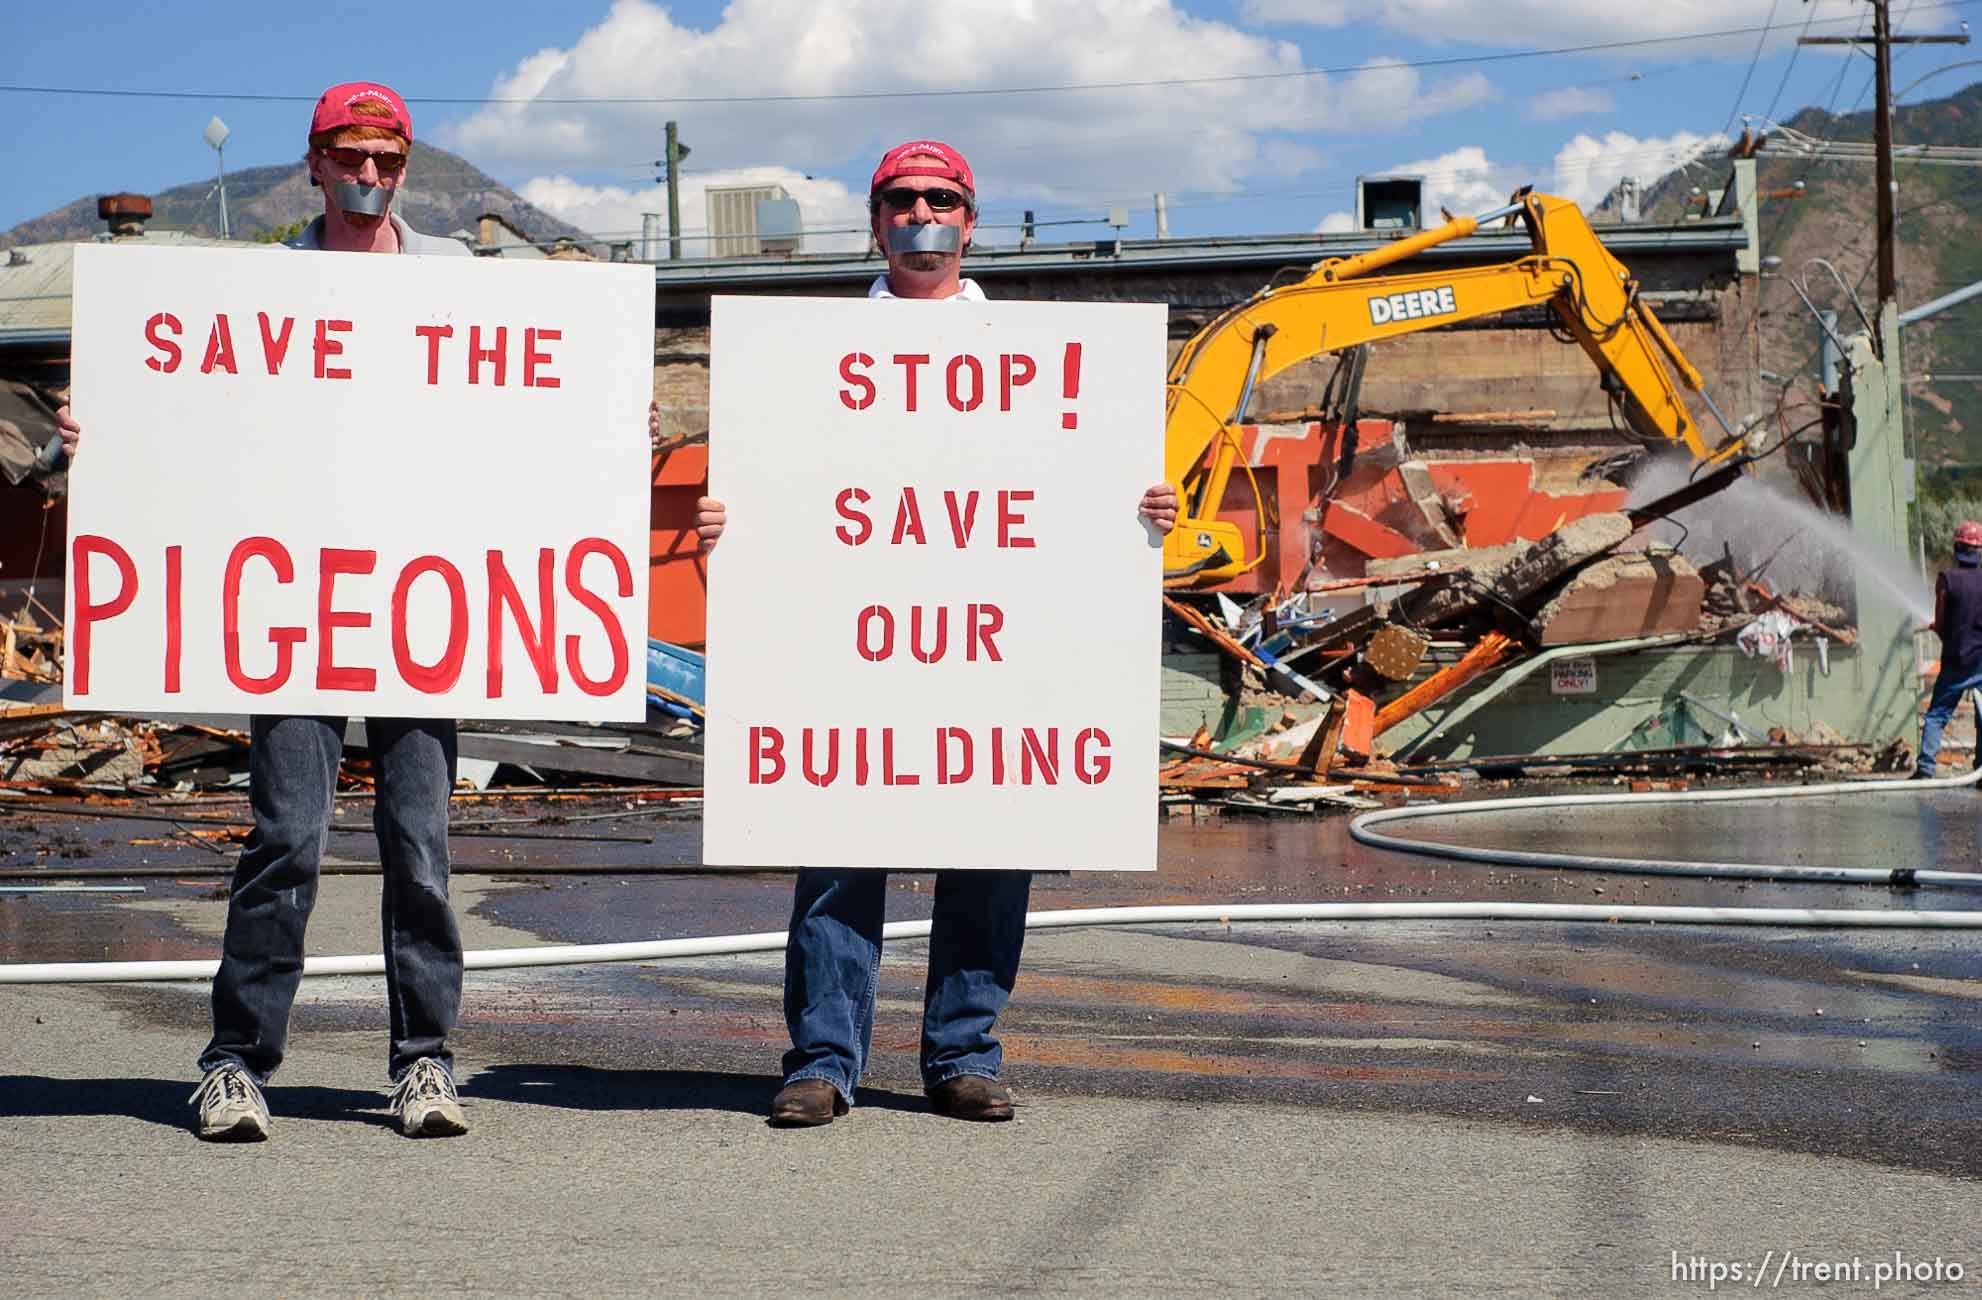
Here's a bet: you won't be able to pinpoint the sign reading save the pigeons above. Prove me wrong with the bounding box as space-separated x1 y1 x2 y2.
63 243 655 721
703 295 1164 870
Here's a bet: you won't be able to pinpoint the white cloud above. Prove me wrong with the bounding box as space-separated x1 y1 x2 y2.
438 0 1495 217
1526 86 1614 121
1372 145 1513 222
1239 0 1866 54
1548 129 1722 208
519 168 870 254
1243 0 1352 21
1328 128 1723 229
1314 210 1355 233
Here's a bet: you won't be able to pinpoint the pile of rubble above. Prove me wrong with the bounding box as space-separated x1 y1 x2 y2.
1160 461 1907 812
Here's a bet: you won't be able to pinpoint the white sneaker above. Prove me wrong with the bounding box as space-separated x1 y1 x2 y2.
190 1064 270 1142
389 1058 467 1137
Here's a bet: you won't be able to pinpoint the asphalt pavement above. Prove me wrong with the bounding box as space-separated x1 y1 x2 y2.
3 789 1980 1296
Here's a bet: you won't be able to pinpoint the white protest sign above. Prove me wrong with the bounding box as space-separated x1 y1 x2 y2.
65 243 653 721
703 295 1164 871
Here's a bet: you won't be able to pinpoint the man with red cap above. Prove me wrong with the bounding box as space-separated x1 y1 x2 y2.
1916 519 1982 779
58 80 661 1143
180 82 476 1142
693 141 1177 1126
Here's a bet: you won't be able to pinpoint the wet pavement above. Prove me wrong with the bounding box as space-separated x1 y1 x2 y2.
3 784 1979 1293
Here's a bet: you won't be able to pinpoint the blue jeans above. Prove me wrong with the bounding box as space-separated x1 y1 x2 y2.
1917 668 1982 776
782 869 1030 1104
199 715 461 1084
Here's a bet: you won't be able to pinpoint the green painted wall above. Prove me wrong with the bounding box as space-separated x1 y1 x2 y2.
1379 310 1919 762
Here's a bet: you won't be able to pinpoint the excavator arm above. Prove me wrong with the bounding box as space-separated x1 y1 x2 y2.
1165 191 1744 588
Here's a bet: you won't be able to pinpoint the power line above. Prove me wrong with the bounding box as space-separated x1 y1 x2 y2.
1760 0 1824 124
1720 0 1783 143
0 5 1976 109
1039 138 1734 223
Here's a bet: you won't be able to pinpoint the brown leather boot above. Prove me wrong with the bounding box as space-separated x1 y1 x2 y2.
926 1075 1014 1122
769 1078 848 1127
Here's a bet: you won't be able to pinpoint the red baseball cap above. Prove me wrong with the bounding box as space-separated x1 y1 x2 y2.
309 81 413 143
870 140 974 196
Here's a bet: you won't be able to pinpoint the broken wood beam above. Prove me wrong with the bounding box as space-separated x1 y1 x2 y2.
1372 631 1518 737
1425 408 1558 424
1744 584 1857 645
1338 691 1375 762
1399 513 1632 629
1163 595 1264 668
1625 459 1745 529
1309 569 1449 593
1156 740 1449 786
1298 696 1349 775
647 684 707 719
1293 603 1383 656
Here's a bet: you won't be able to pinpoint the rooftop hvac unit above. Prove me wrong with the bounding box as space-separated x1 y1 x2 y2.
1355 175 1426 231
757 197 803 254
706 183 798 257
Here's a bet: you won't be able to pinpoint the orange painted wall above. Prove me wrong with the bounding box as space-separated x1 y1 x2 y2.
649 445 709 647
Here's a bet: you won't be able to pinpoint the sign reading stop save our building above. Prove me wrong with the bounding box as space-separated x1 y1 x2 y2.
703 296 1165 871
64 243 654 721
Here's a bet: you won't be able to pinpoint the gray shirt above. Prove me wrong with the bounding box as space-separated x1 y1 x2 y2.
288 212 469 256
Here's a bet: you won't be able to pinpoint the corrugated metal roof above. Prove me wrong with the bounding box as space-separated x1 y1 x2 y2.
648 216 1749 290
0 231 277 345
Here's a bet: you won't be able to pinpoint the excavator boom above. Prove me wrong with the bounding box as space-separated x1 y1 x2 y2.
1165 191 1742 588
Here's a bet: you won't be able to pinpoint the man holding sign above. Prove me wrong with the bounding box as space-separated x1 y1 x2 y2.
697 141 1177 1126
67 81 653 1141
190 82 480 1141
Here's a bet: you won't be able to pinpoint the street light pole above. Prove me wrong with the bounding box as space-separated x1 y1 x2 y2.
204 115 231 240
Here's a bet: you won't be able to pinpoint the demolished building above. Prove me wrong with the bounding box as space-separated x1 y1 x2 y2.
0 169 1925 792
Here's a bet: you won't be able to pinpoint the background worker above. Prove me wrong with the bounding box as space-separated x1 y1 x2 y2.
1916 519 1982 780
693 139 1178 1126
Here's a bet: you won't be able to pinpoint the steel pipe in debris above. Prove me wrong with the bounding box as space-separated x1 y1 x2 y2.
1350 766 1982 887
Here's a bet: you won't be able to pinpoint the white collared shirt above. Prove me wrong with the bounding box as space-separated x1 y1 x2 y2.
868 275 987 301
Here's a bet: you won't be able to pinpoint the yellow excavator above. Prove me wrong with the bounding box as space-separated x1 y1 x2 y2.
1164 187 1749 588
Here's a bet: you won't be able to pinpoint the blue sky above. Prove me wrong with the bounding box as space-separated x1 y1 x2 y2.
4 0 1977 251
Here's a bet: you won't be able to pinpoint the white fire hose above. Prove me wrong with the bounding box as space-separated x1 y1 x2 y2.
3 769 1979 985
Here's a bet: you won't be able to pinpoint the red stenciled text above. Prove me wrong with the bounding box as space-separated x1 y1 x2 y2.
141 313 564 388
833 486 1034 549
67 534 632 699
747 724 1112 788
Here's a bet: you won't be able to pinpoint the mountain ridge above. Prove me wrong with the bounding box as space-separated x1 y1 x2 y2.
0 141 588 251
1626 80 1982 484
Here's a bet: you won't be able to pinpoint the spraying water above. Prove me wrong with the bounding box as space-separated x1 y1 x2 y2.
1626 460 1933 626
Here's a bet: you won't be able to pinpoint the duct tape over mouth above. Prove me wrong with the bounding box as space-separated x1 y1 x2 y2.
886 223 963 254
330 181 391 216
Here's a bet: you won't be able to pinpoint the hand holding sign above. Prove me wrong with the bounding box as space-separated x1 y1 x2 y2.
703 296 1165 871
66 244 655 721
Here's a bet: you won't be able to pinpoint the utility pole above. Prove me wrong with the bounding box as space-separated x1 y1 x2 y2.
658 122 692 261
1873 0 1896 306
1799 2 1968 310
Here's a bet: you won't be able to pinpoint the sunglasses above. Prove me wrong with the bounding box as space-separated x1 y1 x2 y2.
319 146 408 174
878 186 967 212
